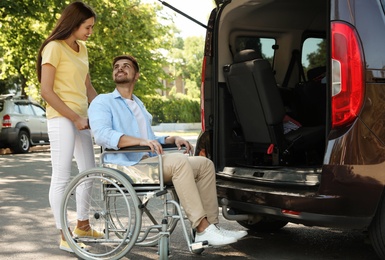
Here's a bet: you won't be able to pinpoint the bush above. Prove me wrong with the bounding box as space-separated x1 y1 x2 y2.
141 95 200 125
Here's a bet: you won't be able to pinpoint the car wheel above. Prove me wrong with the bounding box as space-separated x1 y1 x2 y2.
13 130 30 153
369 195 385 259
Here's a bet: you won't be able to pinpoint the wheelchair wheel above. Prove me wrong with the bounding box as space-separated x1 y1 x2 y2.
60 167 141 260
158 234 169 259
135 187 179 247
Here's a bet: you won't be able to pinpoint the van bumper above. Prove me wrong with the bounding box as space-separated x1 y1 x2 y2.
216 177 376 229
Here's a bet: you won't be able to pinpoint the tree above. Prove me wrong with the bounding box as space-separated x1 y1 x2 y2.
0 0 65 97
170 36 204 98
307 39 327 70
0 0 174 100
86 0 174 96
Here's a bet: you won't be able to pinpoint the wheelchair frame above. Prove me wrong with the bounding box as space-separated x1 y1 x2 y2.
59 144 208 260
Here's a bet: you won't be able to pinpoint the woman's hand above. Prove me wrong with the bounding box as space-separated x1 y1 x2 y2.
73 116 90 130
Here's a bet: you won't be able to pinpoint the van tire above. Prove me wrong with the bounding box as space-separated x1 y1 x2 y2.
369 196 385 259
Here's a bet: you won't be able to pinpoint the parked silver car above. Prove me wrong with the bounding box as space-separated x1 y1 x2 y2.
0 94 49 153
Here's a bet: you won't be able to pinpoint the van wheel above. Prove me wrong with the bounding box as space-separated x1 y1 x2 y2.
369 196 385 258
237 218 288 232
12 130 30 154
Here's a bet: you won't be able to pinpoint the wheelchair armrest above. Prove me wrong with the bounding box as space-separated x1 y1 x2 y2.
101 144 187 164
104 143 183 153
101 144 188 164
100 144 189 185
104 145 152 153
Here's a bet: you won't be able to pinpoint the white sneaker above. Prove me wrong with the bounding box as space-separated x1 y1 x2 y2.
217 226 248 240
195 224 237 247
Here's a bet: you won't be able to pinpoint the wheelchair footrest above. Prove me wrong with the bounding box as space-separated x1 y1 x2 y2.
191 240 209 251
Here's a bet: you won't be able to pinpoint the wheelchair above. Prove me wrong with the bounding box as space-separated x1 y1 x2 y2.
60 144 208 260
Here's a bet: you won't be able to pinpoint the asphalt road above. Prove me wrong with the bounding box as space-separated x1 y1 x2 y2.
0 137 380 260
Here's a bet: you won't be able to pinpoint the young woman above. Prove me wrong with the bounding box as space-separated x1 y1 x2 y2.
36 1 101 252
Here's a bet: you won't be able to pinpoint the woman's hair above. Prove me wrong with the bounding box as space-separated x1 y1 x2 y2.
112 55 140 73
36 1 96 82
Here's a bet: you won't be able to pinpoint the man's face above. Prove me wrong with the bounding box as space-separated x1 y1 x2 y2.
112 59 139 84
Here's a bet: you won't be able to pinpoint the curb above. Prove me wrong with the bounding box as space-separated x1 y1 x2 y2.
152 123 201 132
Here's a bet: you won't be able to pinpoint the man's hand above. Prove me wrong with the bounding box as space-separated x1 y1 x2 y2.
139 139 163 154
174 136 194 154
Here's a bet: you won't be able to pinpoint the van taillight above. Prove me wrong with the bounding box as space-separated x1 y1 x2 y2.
200 56 207 132
2 114 11 127
331 21 364 129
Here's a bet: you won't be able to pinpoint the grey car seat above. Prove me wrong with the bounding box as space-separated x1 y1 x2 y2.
223 49 325 165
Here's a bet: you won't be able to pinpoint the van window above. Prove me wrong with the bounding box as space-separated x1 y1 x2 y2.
302 37 326 81
235 36 276 64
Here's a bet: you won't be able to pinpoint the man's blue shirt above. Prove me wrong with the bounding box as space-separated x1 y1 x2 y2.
88 89 167 166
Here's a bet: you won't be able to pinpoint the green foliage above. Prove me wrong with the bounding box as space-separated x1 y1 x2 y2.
0 0 61 96
140 95 166 124
307 39 327 69
141 95 200 124
0 0 174 100
170 35 204 98
86 0 174 96
0 0 204 123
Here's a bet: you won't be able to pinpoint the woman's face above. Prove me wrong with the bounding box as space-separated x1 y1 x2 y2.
73 17 95 41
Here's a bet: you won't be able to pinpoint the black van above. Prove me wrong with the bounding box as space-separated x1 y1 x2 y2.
195 0 385 258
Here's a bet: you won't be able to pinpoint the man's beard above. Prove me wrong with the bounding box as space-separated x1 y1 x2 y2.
114 77 131 84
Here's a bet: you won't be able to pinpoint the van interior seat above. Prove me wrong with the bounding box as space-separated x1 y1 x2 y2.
223 49 325 165
292 65 327 126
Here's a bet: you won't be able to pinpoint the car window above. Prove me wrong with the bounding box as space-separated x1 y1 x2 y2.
302 37 326 81
13 103 21 114
0 101 3 112
17 103 35 115
31 104 46 117
235 36 276 65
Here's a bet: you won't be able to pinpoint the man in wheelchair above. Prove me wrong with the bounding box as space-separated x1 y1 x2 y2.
88 54 247 247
